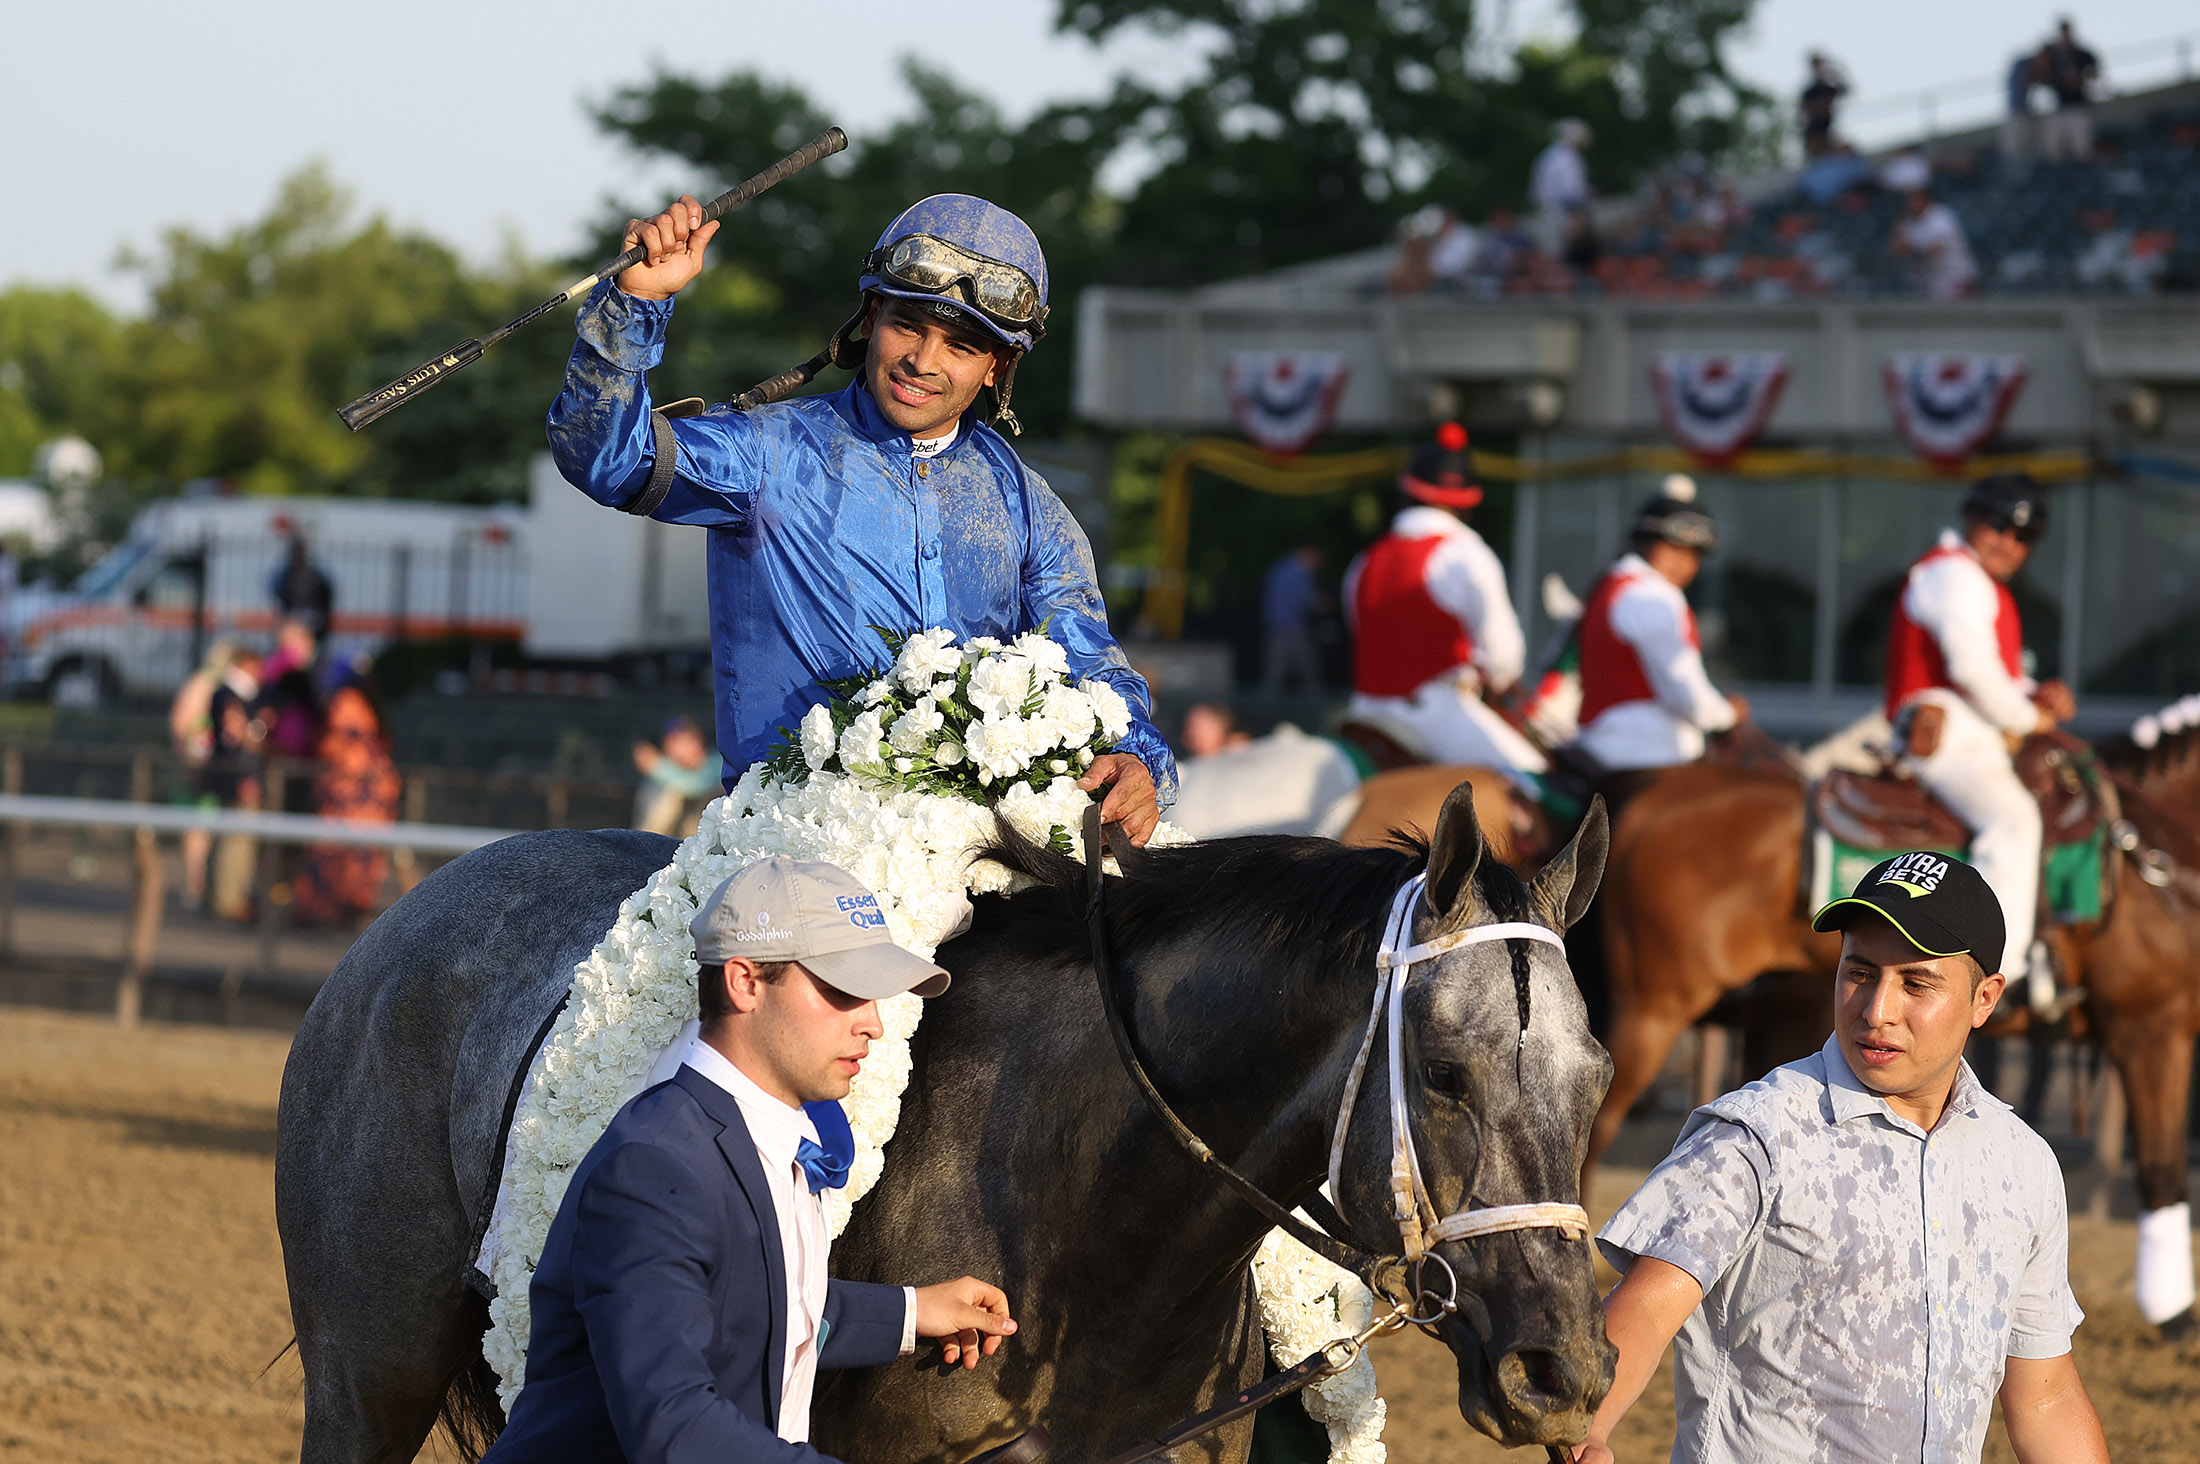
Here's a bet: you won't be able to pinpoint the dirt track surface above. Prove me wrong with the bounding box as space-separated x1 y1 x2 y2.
3 1007 2195 1463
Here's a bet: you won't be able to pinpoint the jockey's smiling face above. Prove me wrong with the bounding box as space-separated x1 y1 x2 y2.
710 959 885 1107
864 297 1005 440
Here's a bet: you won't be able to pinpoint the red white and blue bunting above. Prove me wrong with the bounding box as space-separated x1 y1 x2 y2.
1225 351 1352 456
1649 351 1791 465
1882 353 2028 467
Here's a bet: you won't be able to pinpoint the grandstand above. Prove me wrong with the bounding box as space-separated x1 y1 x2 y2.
1073 78 2200 739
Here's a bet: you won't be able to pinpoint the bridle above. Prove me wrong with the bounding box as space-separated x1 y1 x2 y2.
1077 808 1591 1314
1329 874 1593 1283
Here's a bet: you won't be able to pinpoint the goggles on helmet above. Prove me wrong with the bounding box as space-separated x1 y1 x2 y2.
865 233 1049 339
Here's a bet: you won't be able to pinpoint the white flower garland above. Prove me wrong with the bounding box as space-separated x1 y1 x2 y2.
478 633 1387 1461
1252 1222 1387 1464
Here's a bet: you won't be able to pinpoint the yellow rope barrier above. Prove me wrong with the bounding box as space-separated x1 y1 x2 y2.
1142 437 2095 638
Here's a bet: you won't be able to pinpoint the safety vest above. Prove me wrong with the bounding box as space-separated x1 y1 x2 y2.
1351 533 1475 697
1577 564 1696 725
1884 543 2024 719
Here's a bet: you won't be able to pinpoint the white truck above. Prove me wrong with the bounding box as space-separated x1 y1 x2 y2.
1 457 714 706
3 496 528 705
523 451 709 665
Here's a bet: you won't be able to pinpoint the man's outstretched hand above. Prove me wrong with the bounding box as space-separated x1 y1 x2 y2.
913 1276 1017 1369
1078 753 1159 846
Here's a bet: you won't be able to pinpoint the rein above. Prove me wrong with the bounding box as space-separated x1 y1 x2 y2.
1071 807 1584 1464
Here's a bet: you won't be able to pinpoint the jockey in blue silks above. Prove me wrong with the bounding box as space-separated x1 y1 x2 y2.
547 192 1174 843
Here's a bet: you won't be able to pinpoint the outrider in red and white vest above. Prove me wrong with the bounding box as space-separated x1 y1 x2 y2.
1351 532 1474 698
1576 562 1700 725
1883 543 2023 720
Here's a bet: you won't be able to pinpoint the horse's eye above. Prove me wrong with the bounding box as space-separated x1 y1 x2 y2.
1422 1061 1467 1095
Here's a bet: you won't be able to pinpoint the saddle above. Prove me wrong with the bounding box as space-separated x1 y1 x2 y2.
1813 731 2106 855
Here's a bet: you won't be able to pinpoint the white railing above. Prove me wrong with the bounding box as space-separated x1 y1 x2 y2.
0 795 525 1027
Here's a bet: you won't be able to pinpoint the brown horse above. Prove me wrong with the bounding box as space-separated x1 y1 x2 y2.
1339 764 1528 860
1588 727 2200 1332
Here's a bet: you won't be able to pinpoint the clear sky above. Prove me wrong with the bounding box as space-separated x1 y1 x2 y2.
3 0 2189 309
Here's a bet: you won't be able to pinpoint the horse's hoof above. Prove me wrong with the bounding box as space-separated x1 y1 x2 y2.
2158 1307 2198 1344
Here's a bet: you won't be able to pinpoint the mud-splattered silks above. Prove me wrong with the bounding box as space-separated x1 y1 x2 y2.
546 282 1175 803
1599 1037 2083 1464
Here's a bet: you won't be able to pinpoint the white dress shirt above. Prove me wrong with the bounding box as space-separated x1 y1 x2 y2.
679 1035 915 1443
1898 529 2039 735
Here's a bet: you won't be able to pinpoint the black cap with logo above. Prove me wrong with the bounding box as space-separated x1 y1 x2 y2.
1810 851 2007 971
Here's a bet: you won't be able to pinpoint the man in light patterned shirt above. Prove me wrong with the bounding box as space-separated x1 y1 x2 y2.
1576 854 2107 1464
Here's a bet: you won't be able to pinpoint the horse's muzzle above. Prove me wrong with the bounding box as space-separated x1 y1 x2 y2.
1443 1313 1615 1449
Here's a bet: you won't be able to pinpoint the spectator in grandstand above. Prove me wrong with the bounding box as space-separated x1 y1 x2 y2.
2042 19 2101 162
270 531 335 641
1532 119 1593 259
1387 207 1479 296
1892 178 1980 300
1470 206 1534 296
1261 544 1325 694
1566 477 1747 773
1798 52 1849 159
2003 45 2051 162
633 715 721 837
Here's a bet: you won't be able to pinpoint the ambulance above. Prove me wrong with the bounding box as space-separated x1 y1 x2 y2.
3 496 527 706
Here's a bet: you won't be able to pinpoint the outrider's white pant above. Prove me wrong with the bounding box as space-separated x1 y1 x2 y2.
1349 676 1548 794
1900 690 2039 977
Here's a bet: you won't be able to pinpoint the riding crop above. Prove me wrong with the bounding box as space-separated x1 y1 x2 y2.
334 127 849 431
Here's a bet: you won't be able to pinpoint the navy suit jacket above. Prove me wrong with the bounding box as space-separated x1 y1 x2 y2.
485 1066 909 1464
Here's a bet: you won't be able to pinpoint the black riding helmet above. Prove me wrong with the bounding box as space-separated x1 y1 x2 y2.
1962 473 2049 544
1632 473 1719 552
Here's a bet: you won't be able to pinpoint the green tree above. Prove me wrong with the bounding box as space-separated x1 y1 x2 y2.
0 287 126 477
1059 0 1772 286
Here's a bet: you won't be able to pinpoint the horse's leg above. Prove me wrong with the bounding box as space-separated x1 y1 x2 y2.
2102 1014 2198 1334
293 1283 487 1464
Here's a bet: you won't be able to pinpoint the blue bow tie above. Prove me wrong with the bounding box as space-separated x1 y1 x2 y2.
796 1100 854 1193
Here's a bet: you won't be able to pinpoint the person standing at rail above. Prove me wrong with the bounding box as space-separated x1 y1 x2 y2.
1574 857 2108 1464
1884 473 2073 1013
1565 477 1747 771
546 192 1173 843
1342 422 1547 792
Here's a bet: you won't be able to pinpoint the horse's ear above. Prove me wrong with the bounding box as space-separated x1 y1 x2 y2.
1530 794 1608 931
1424 779 1487 920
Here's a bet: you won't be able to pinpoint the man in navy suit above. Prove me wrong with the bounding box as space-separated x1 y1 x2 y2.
487 857 1016 1464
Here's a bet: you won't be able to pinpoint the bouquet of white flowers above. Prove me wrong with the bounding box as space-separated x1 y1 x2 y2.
771 626 1134 810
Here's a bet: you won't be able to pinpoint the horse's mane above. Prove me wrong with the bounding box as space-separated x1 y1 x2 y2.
2096 695 2200 794
982 822 1537 976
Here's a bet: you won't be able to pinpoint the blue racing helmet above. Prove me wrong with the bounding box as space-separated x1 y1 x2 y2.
858 194 1050 354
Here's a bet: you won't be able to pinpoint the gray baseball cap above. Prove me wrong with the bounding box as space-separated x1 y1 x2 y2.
689 856 950 1000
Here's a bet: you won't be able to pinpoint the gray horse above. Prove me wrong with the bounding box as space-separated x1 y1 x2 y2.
276 783 1615 1463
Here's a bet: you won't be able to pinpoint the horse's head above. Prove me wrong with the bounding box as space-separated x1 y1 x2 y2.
1332 782 1616 1450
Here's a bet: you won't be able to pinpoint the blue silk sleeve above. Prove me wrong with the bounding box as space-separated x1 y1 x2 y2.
1017 472 1178 809
545 281 762 528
